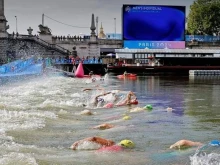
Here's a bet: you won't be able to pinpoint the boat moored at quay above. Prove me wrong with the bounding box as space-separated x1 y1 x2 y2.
107 48 220 75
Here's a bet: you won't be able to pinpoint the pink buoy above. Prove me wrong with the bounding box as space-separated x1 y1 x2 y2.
75 62 84 78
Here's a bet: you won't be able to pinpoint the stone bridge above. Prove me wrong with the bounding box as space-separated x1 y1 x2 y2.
0 34 69 64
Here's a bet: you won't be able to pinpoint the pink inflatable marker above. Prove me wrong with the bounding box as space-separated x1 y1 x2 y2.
75 62 84 78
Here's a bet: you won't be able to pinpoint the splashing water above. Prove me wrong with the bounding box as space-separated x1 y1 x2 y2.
70 141 102 150
190 145 220 165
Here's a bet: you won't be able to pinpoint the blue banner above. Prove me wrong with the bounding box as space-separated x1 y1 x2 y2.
124 41 185 49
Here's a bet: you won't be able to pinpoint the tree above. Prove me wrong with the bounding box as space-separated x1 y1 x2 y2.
187 0 220 35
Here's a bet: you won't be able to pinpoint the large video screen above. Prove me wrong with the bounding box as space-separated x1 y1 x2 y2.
122 5 186 49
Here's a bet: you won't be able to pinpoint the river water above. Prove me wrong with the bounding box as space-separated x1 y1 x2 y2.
1 73 220 165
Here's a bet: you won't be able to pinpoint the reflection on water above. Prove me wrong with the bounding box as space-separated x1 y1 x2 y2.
0 74 220 164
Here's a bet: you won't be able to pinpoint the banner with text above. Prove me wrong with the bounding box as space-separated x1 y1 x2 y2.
124 41 185 49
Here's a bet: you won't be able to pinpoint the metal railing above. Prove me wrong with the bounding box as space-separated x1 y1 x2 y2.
8 34 69 55
41 57 103 66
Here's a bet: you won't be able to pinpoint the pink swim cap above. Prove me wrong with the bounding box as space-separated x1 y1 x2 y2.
103 103 114 108
97 145 123 152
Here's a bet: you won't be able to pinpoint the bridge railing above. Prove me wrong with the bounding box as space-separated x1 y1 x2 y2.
9 35 69 55
34 37 69 53
54 59 103 65
42 57 103 66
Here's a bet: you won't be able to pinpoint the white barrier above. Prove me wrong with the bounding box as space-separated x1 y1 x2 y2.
189 70 220 76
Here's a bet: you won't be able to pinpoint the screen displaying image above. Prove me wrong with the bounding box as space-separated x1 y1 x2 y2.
123 5 185 41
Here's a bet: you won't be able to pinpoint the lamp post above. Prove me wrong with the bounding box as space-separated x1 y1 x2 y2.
114 18 116 39
96 16 98 37
42 13 44 26
15 16 17 34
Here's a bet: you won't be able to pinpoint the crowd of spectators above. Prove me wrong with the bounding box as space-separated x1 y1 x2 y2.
39 56 103 66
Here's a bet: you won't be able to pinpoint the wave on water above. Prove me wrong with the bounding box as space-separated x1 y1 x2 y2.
0 152 38 165
0 128 38 165
0 109 57 131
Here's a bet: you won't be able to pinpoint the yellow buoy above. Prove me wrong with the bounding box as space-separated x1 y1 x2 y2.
123 115 131 120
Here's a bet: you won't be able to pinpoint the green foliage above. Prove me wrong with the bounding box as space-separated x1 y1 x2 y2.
187 0 220 35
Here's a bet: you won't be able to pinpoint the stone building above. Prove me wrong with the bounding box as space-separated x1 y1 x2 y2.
0 0 9 63
98 23 106 39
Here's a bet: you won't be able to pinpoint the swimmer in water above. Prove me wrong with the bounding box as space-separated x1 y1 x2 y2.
170 139 203 149
92 123 114 130
166 107 173 112
130 104 153 112
82 88 105 93
93 91 118 107
70 136 135 151
116 91 137 106
123 71 128 76
126 91 137 104
93 92 111 105
89 71 94 77
70 137 114 150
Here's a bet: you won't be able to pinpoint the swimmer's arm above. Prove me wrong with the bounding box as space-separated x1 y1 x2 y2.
126 100 132 105
95 94 103 99
95 93 107 102
83 88 92 91
170 140 203 149
96 92 111 98
70 141 80 150
83 88 105 92
115 99 127 106
104 92 111 95
130 92 137 100
94 95 100 102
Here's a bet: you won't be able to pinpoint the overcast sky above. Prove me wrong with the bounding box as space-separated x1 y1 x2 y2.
4 0 194 36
